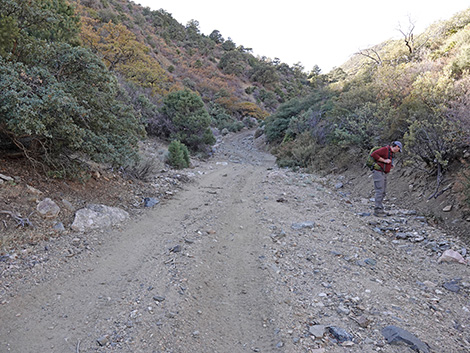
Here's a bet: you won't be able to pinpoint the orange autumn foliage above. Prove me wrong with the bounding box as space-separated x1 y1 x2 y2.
80 18 171 95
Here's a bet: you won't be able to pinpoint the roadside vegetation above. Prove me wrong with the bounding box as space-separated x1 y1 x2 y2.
0 0 312 177
264 10 470 207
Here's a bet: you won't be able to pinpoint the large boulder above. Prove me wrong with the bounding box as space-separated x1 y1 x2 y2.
71 204 129 232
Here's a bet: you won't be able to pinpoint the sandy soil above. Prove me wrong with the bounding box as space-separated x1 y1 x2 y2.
0 130 469 352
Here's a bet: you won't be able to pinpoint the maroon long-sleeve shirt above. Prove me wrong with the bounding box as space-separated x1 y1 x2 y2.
371 146 393 173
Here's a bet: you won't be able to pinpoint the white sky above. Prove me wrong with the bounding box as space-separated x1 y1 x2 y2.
134 1 470 73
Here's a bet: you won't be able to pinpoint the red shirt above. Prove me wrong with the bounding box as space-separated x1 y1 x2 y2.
371 146 393 173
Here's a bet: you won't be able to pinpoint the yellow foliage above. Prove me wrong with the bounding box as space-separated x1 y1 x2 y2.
235 102 269 120
216 97 269 120
80 18 170 95
410 70 454 103
214 96 237 112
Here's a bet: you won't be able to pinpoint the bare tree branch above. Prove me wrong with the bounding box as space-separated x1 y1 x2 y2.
398 17 416 55
355 48 383 66
0 211 34 228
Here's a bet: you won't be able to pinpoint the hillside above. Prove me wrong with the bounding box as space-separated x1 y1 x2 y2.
0 0 315 176
262 8 470 239
75 0 313 115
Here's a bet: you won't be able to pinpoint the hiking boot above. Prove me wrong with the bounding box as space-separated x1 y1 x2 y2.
374 210 388 217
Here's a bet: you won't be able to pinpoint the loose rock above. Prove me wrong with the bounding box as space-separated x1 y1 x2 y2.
443 280 461 293
0 173 14 182
309 324 326 338
382 325 430 353
328 326 353 343
37 198 60 218
291 221 315 230
71 204 129 232
438 249 468 265
143 197 160 208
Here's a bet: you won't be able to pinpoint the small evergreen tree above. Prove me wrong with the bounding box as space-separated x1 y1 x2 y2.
160 89 215 152
167 140 190 169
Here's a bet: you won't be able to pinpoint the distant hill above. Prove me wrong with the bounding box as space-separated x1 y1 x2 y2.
75 0 315 116
0 0 318 172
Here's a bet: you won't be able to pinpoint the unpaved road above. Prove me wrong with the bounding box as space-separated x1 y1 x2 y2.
1 130 469 352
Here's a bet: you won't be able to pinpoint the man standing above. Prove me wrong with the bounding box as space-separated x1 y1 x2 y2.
370 141 402 216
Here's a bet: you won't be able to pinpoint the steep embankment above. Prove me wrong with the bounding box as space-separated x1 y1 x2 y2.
343 157 469 243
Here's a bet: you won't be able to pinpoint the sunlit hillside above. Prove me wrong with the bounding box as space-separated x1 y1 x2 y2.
263 8 470 211
76 0 314 114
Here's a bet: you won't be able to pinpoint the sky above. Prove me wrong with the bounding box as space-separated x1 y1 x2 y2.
133 1 470 73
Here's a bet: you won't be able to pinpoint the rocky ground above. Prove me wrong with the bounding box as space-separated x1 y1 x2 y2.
0 130 469 353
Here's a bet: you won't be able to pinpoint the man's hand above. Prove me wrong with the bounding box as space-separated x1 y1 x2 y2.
378 158 392 164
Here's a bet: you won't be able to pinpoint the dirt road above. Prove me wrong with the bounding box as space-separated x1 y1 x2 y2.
1 130 469 352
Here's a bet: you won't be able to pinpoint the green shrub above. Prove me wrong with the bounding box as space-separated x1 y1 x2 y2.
167 140 190 169
0 1 144 177
264 90 333 144
218 50 247 75
0 14 19 57
209 103 245 133
0 0 80 52
160 89 215 153
229 121 245 132
0 45 145 170
245 86 256 94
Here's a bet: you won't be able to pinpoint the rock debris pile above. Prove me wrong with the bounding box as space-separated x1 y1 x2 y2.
253 168 469 352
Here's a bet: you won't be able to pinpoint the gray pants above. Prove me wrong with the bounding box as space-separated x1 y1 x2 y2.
373 170 387 211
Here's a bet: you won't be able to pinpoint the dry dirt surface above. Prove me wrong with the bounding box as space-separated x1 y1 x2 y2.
1 130 470 353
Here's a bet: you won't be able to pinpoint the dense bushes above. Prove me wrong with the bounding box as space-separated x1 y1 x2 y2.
0 46 145 168
0 0 145 175
0 0 80 50
218 50 248 75
264 90 334 145
209 102 244 133
264 11 470 178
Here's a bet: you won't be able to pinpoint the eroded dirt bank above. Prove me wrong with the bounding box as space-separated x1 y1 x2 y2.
1 130 469 352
